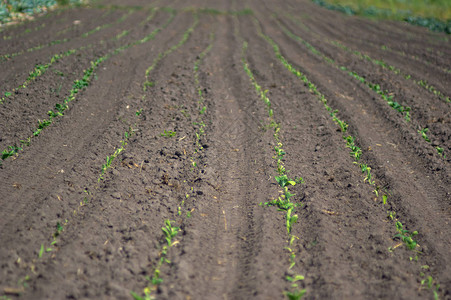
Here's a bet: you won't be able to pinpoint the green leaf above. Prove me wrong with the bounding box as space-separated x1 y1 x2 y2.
39 244 44 258
130 291 144 300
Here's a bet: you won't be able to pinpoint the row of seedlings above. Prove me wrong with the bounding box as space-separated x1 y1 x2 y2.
271 17 447 158
255 22 441 299
1 7 159 100
10 115 139 297
234 11 307 297
0 16 138 105
284 13 450 103
241 41 306 299
0 8 176 165
131 11 207 300
0 7 134 62
3 7 182 297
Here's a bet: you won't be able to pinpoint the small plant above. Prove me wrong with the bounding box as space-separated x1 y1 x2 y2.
420 276 440 300
161 219 179 247
357 163 375 185
394 221 418 250
387 211 396 220
131 289 154 300
99 127 134 182
1 145 21 160
161 130 176 138
418 128 431 142
284 289 306 300
345 136 362 160
38 243 52 258
436 147 445 157
53 222 64 238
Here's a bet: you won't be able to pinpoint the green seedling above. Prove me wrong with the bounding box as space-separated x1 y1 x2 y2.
436 147 445 157
286 275 304 282
394 221 418 250
161 219 179 247
333 114 348 134
136 109 143 116
276 174 296 188
98 127 134 182
284 289 306 300
20 137 31 146
53 222 64 238
295 177 304 184
161 130 176 138
131 287 154 300
38 244 52 258
387 211 396 220
345 136 362 160
1 145 21 160
357 163 375 185
285 246 297 269
421 276 440 300
286 208 298 234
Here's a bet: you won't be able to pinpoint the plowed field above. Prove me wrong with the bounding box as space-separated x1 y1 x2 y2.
0 0 450 299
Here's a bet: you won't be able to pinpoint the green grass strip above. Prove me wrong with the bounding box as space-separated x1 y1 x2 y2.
311 0 451 34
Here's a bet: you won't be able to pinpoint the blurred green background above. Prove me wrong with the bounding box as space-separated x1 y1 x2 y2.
313 0 451 33
0 0 84 24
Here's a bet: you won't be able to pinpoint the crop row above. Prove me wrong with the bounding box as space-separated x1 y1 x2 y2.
0 8 133 62
376 43 451 75
2 9 203 298
2 21 46 40
0 26 132 104
131 12 211 300
230 12 307 298
143 11 198 90
242 42 306 299
0 8 174 165
273 17 446 158
253 17 440 298
284 13 451 103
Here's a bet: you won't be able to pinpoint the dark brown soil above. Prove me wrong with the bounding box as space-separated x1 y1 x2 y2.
0 0 449 299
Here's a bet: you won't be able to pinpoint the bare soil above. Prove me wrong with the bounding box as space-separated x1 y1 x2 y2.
0 0 449 299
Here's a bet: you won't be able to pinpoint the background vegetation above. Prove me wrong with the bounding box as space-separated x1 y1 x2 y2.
313 0 451 33
0 0 85 25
